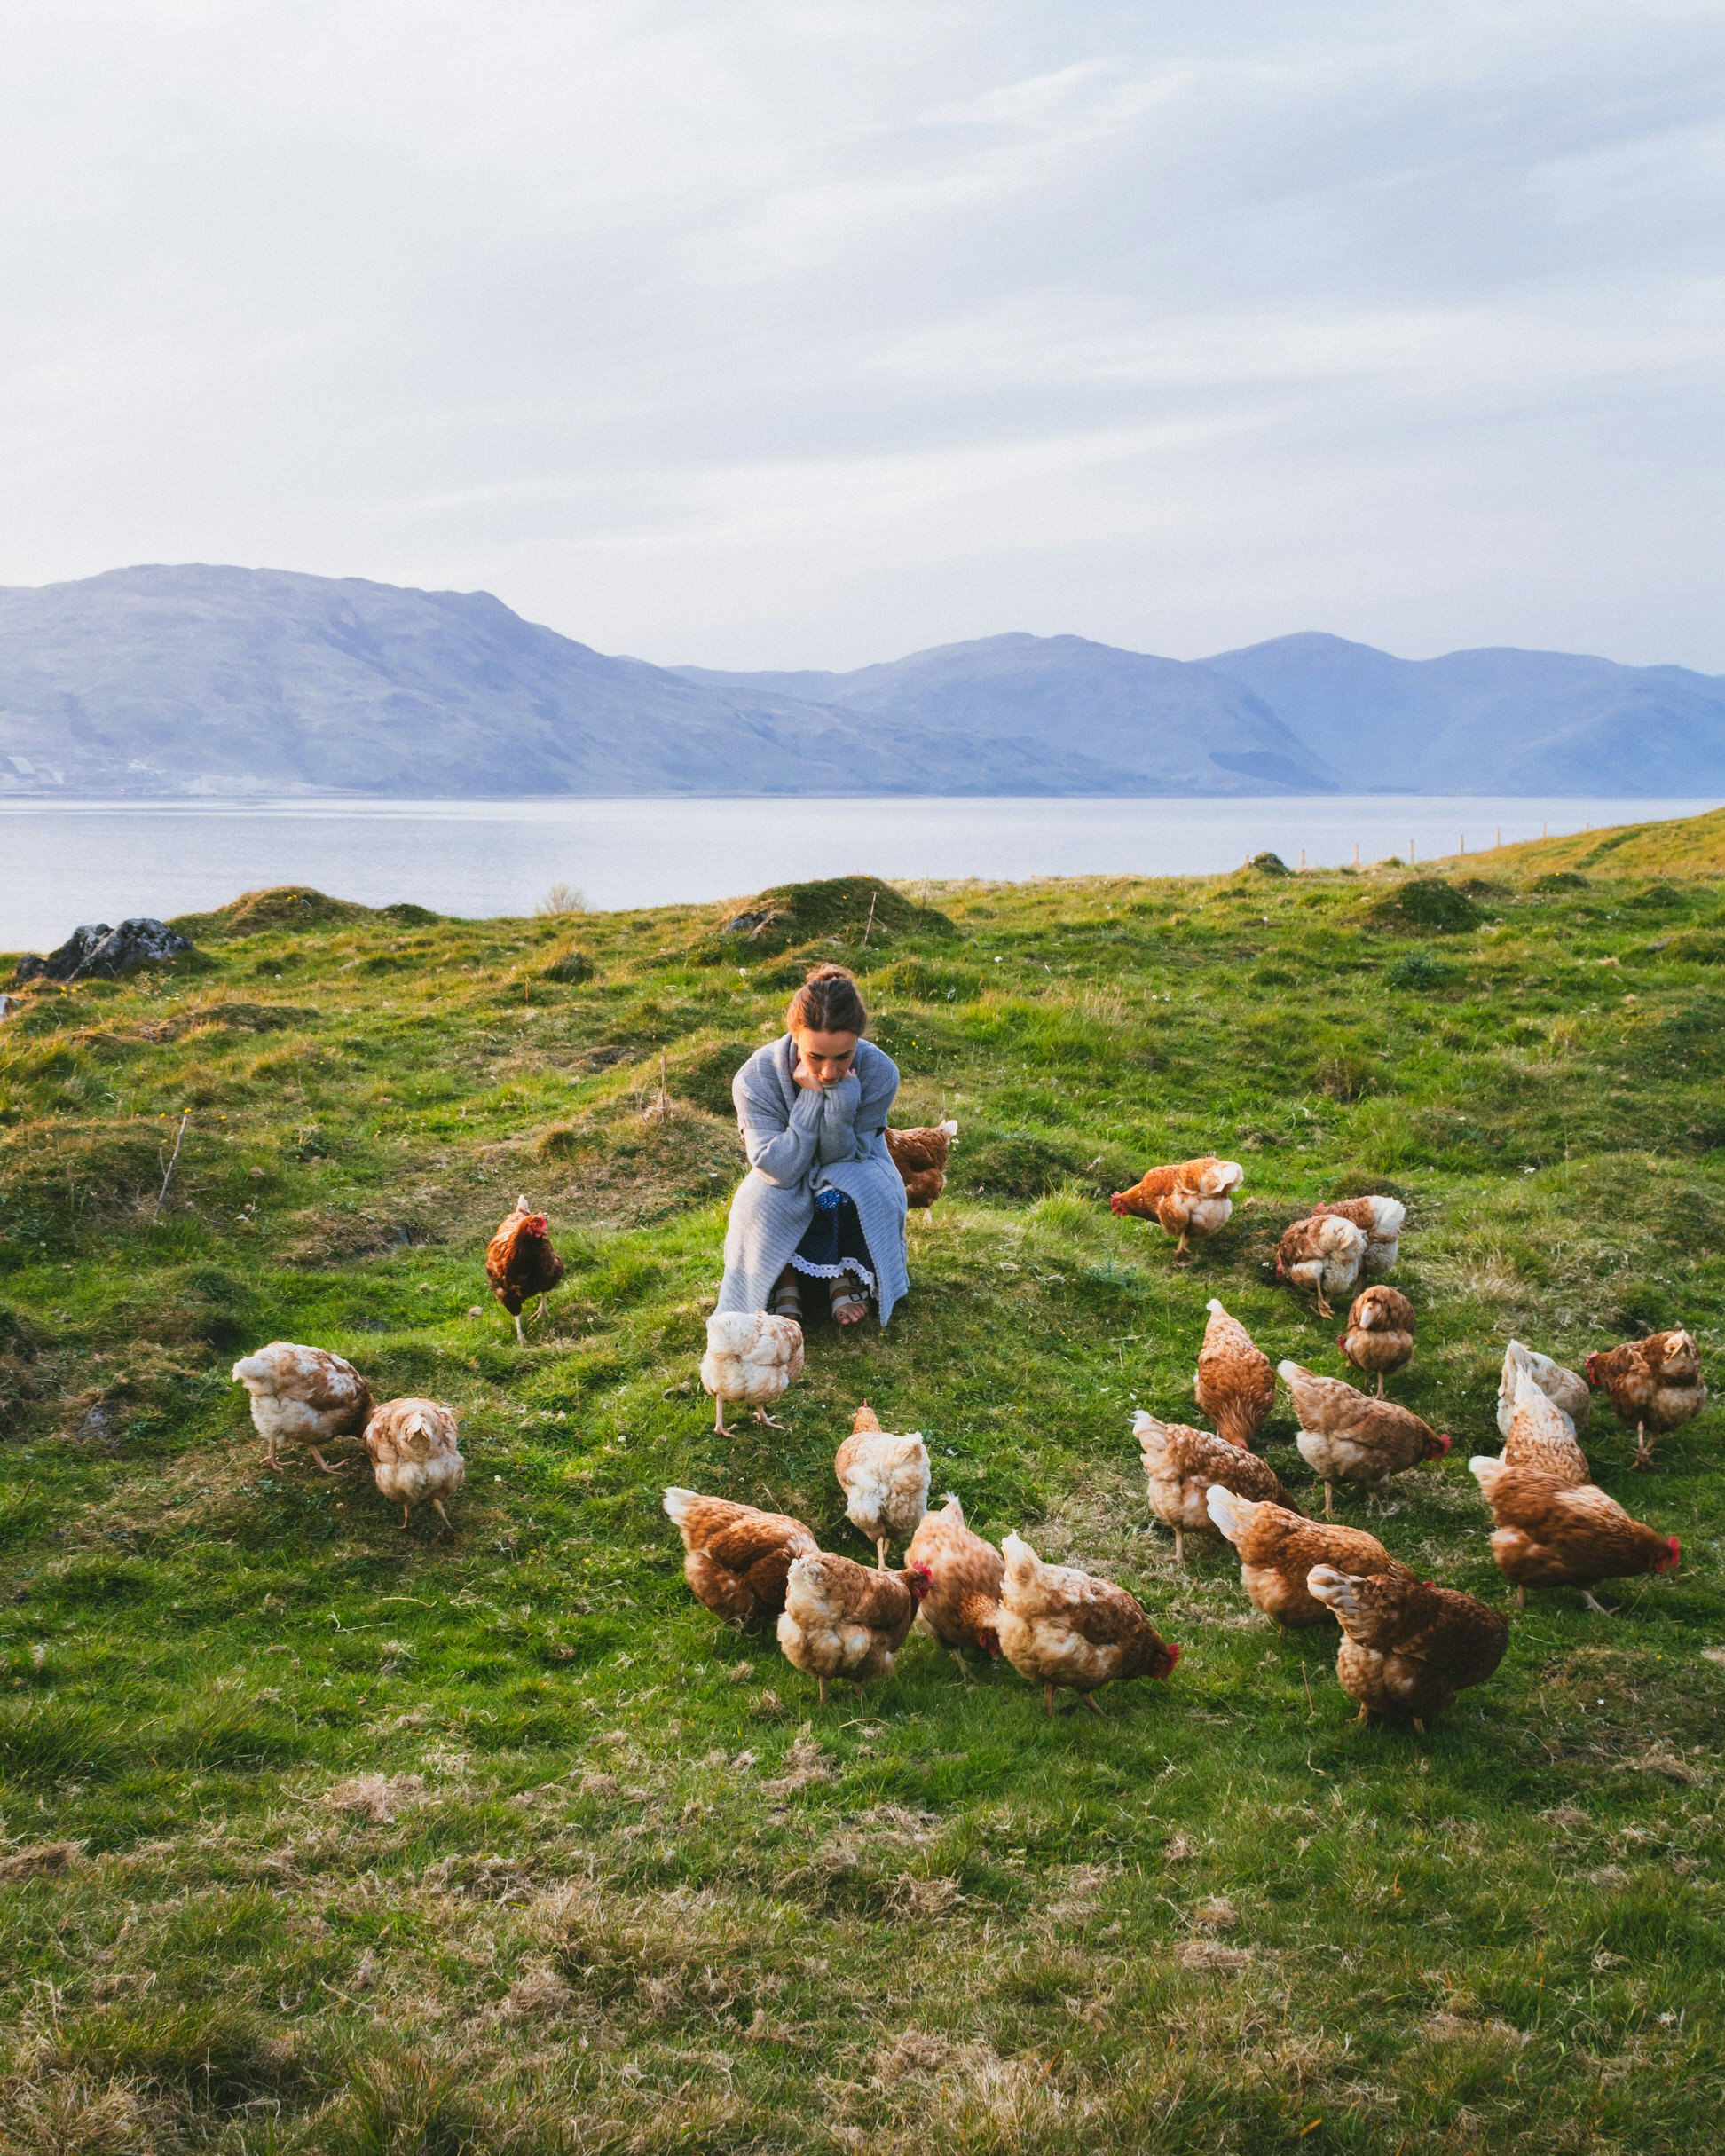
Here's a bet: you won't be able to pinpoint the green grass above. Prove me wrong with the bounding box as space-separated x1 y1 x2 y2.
1 857 1721 2154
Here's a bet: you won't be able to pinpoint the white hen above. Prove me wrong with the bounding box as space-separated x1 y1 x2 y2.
700 1311 805 1436
365 1397 465 1531
1496 1340 1590 1439
232 1342 373 1473
834 1402 929 1568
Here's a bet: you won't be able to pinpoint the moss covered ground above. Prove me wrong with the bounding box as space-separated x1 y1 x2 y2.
0 853 1721 2153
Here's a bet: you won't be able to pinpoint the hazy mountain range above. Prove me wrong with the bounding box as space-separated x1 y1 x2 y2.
2 564 1721 799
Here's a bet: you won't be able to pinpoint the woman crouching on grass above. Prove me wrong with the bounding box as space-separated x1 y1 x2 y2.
716 964 909 1329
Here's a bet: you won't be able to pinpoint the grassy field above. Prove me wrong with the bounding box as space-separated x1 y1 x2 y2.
1 851 1721 2155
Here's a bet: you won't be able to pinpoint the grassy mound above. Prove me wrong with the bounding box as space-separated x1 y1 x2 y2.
698 873 956 963
0 864 1721 2152
1360 877 1485 934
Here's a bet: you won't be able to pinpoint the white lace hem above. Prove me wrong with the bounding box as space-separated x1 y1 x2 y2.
789 1254 877 1292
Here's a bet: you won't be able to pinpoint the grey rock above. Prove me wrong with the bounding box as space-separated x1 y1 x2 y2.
15 917 193 982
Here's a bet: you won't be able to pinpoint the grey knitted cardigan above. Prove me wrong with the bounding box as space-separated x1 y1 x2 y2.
716 1035 909 1326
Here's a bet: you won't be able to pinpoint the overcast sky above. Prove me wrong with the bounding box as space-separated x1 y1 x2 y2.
4 1 1723 670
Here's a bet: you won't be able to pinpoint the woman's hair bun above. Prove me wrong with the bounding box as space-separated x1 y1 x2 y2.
787 963 868 1036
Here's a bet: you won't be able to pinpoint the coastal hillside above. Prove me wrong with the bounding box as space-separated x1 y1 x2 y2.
1430 800 1725 877
1205 632 1725 796
1 863 1720 2152
0 568 1331 800
4 563 1724 799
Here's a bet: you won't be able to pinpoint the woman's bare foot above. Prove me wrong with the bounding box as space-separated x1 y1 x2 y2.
770 1267 803 1321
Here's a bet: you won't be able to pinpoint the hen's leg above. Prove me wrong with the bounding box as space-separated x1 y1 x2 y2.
1173 1228 1190 1259
1172 1525 1184 1564
817 1676 828 1710
1042 1682 1055 1719
1579 1589 1616 1616
309 1446 345 1475
1632 1420 1652 1469
1376 1373 1385 1398
432 1499 453 1536
752 1405 784 1428
1516 1584 1526 1610
949 1649 973 1686
875 1537 888 1572
1356 1702 1370 1724
513 1311 525 1347
1412 1717 1426 1736
1316 1292 1334 1319
1324 1481 1335 1518
263 1433 277 1469
1080 1691 1105 1718
401 1504 410 1528
713 1396 738 1437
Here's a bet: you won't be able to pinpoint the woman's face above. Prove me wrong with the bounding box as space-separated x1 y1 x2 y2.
793 1027 859 1086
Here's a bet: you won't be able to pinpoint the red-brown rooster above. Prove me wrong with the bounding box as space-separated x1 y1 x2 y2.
485 1195 565 1344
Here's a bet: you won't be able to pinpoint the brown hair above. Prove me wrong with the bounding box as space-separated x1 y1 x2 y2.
787 963 867 1037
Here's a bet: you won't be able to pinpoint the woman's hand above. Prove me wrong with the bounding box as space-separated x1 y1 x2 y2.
792 1062 828 1091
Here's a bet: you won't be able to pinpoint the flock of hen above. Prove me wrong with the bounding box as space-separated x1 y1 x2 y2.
226 1132 1706 1736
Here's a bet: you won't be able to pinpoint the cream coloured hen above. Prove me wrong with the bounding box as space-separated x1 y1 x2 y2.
365 1397 464 1532
1279 1360 1449 1514
1275 1216 1367 1319
232 1342 373 1473
1496 1340 1590 1438
700 1311 805 1437
1134 1410 1297 1562
776 1551 931 1705
835 1403 929 1568
996 1531 1180 1718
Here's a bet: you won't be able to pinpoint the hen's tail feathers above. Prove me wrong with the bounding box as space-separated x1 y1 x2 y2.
1206 1297 1226 1316
1204 1483 1253 1543
1304 1564 1359 1617
1468 1455 1506 1496
662 1487 698 1526
939 1118 958 1137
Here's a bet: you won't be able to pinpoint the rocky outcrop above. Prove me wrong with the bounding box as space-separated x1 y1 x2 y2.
12 917 195 983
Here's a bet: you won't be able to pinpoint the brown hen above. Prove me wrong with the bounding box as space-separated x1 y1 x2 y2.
1469 1457 1680 1612
996 1531 1180 1718
907 1494 1004 1679
1193 1298 1277 1446
1280 1360 1448 1515
776 1552 931 1705
885 1119 958 1214
1109 1155 1243 1257
1586 1329 1707 1468
663 1488 817 1626
1306 1566 1508 1731
1205 1489 1403 1628
485 1196 565 1344
1338 1285 1415 1396
1134 1410 1298 1562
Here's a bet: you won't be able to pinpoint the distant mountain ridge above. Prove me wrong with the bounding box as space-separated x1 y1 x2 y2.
1 564 1721 799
